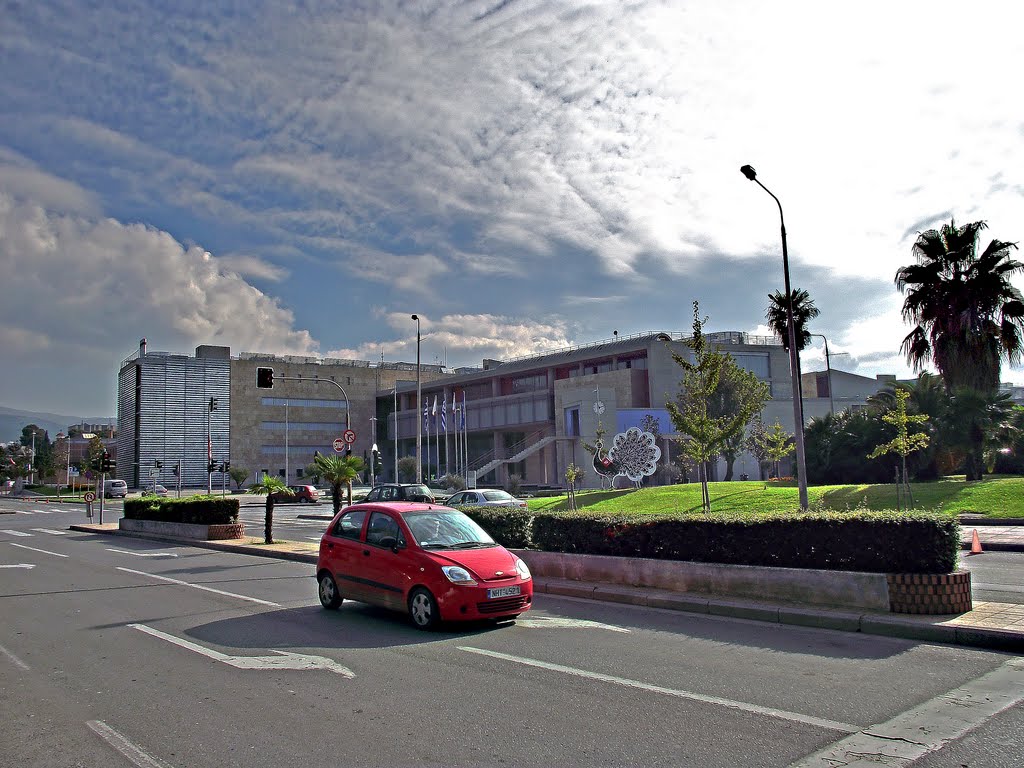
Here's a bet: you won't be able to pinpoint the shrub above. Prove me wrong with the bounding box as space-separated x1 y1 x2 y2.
123 495 239 525
460 506 534 549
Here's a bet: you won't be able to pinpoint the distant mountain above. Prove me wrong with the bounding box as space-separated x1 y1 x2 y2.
0 405 115 444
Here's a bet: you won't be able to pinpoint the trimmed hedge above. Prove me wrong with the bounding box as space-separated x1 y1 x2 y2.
123 495 239 525
458 506 534 549
458 506 959 574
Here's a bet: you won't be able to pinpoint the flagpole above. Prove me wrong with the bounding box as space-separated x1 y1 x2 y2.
433 396 439 483
444 395 450 478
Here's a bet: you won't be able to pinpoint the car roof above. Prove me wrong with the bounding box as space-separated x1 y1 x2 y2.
339 501 448 515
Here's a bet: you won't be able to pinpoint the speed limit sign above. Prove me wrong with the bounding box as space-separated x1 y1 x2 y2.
343 429 357 444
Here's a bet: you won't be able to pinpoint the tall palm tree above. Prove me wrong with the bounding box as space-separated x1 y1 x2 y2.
896 219 1024 394
248 475 291 544
313 454 365 512
765 289 820 352
944 388 1017 481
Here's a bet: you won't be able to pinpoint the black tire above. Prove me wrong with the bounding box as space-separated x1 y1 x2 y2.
408 587 440 630
318 572 342 609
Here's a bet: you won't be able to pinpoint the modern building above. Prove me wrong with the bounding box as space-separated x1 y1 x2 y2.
800 369 897 419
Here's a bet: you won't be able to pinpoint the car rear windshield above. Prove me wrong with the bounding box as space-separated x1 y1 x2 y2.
482 491 514 501
402 509 496 549
403 484 431 497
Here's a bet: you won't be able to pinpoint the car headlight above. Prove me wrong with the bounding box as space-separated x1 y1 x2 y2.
515 558 532 580
441 565 477 585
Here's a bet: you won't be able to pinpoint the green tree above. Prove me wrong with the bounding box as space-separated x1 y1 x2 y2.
86 437 106 477
896 219 1023 394
867 389 930 506
228 466 250 490
765 289 820 352
564 463 584 511
709 363 770 481
748 419 795 479
666 302 765 511
248 475 291 544
397 456 418 482
943 388 1018 481
313 453 365 512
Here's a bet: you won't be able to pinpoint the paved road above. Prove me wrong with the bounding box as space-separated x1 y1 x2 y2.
2 512 1023 767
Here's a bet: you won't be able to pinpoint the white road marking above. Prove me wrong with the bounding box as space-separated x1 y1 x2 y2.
0 642 30 671
106 548 179 558
129 624 354 676
0 563 35 569
116 567 280 606
32 509 53 514
790 657 1024 767
87 720 174 768
10 542 68 558
15 510 33 515
459 646 859 733
31 528 67 535
1 529 33 537
513 616 631 632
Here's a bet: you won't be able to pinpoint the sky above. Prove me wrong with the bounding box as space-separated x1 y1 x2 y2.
2 0 1023 418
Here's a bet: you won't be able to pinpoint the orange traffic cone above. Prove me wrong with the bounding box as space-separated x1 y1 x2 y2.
969 529 983 555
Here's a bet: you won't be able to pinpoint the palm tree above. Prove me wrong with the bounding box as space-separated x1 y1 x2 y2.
765 289 820 352
313 454 365 513
944 388 1017 481
248 475 291 544
896 219 1024 394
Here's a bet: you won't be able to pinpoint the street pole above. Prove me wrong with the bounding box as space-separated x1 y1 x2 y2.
809 333 835 417
741 165 809 510
412 314 422 483
30 430 36 486
393 386 398 483
285 400 289 483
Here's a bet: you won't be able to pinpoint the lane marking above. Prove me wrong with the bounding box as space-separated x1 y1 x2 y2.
129 624 354 676
10 542 68 558
116 567 280 606
107 548 179 558
0 641 30 671
87 720 174 768
790 657 1024 766
0 563 35 569
513 617 631 632
1 529 33 537
32 509 53 514
31 528 67 535
15 510 33 515
460 646 859 733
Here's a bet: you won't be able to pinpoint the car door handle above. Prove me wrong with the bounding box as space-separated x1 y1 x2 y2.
363 550 370 556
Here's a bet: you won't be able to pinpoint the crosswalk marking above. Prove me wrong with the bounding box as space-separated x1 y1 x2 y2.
1 530 33 537
31 528 67 536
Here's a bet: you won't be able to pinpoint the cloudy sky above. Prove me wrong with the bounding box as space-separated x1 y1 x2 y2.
2 0 1022 417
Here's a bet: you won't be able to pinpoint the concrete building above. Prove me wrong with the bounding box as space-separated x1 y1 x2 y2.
800 369 897 420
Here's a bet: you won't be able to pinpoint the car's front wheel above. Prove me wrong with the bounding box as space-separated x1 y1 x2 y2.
408 587 439 630
318 572 342 609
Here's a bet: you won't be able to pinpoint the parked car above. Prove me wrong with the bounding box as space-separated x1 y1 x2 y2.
316 502 533 629
444 489 528 509
141 484 169 497
103 479 128 499
270 484 320 504
353 483 436 504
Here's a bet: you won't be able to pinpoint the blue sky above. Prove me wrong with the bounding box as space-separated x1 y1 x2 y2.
1 1 1022 416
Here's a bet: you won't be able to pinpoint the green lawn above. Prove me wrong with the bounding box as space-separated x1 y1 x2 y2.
526 477 1024 518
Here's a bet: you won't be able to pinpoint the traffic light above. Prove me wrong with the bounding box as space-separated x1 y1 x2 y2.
256 367 274 388
172 462 179 477
223 461 230 472
372 449 382 474
209 397 218 411
101 451 115 473
154 460 162 469
208 461 216 473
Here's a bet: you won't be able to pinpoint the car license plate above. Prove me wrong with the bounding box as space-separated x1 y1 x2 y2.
487 585 521 599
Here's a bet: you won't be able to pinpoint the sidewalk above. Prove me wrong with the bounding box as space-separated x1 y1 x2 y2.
70 522 1024 653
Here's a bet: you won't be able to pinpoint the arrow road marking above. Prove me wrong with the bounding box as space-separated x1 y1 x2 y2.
117 567 279 606
129 624 354 677
106 548 179 558
10 542 68 558
2 530 33 537
0 563 35 569
460 646 859 733
513 617 631 632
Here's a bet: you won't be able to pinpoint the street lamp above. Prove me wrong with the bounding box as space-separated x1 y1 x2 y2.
412 314 422 483
30 430 37 486
740 164 809 510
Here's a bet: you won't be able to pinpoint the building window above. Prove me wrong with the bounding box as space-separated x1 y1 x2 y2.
261 422 341 431
261 397 348 409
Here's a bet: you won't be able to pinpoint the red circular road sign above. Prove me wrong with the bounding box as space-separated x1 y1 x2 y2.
343 429 357 444
332 438 345 453
83 491 97 503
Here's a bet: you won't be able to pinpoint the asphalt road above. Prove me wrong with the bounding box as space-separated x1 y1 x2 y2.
2 507 1023 767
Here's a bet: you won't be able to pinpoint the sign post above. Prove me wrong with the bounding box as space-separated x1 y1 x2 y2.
83 491 96 519
332 437 345 453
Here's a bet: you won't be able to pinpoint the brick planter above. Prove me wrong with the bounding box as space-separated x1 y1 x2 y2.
887 571 972 615
119 519 244 540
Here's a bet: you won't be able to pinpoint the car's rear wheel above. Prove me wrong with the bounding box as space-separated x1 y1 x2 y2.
408 587 439 630
318 572 342 609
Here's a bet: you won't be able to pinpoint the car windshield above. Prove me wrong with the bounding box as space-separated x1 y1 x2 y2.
402 484 431 497
482 490 514 501
402 509 496 550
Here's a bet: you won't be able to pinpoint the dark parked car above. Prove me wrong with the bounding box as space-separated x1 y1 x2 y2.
353 483 436 504
270 484 321 504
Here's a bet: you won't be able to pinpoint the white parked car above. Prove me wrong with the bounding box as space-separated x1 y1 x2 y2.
444 489 528 509
141 484 169 497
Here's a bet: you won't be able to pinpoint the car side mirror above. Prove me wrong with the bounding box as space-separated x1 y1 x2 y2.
379 536 401 552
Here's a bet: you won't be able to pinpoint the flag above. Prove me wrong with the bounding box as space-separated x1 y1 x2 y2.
440 397 447 433
423 401 429 432
431 395 438 427
208 435 213 463
460 391 467 430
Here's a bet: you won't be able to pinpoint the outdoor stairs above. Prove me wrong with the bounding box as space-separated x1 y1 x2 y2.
473 436 560 478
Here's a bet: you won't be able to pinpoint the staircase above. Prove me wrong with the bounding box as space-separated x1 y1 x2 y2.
472 435 560 478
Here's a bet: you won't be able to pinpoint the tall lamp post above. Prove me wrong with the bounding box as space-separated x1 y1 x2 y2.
740 164 809 510
412 314 422 483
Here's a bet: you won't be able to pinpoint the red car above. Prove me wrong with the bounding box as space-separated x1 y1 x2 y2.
316 502 533 629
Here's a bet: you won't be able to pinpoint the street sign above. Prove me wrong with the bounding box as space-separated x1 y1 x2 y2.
332 438 345 453
83 491 97 503
343 429 356 445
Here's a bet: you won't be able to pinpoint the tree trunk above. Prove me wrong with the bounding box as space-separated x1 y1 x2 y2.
264 497 274 544
332 483 342 514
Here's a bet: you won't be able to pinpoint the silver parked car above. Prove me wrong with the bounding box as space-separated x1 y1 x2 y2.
444 489 528 508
